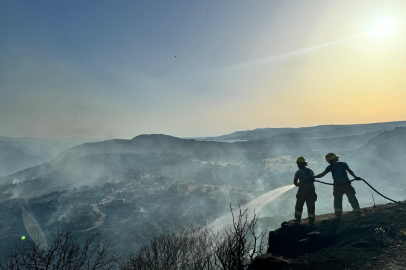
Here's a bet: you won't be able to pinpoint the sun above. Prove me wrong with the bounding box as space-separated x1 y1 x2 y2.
370 18 397 39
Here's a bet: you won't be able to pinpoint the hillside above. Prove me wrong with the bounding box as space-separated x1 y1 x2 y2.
1 130 393 202
1 126 405 261
252 201 406 270
206 121 406 141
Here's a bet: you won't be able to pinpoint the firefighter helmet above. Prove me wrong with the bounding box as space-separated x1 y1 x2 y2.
325 153 339 162
296 156 307 163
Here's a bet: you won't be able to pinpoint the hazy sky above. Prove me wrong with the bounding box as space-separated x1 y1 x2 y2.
1 0 406 139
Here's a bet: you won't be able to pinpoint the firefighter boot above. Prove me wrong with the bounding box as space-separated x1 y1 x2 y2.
353 207 364 217
294 211 302 224
334 195 343 219
334 208 342 219
308 214 315 226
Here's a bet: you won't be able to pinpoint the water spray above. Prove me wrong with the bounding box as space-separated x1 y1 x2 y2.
209 185 295 230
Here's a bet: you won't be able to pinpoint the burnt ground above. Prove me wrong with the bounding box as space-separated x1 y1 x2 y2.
251 202 406 270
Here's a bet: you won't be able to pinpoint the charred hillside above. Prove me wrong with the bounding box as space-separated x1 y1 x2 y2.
252 202 406 270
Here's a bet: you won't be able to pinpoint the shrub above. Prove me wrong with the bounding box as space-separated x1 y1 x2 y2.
0 229 119 270
121 205 266 270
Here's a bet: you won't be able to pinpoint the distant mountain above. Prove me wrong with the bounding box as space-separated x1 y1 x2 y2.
242 130 381 152
206 121 406 141
44 131 383 173
0 135 250 199
0 130 387 197
56 134 244 162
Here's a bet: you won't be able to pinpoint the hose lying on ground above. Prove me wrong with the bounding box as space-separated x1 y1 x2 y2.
314 178 406 206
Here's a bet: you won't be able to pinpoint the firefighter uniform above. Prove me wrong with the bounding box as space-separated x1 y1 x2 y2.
295 180 316 225
294 157 317 225
324 153 361 218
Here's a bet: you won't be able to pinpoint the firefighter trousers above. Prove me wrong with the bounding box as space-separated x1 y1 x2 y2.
333 182 360 217
295 182 316 224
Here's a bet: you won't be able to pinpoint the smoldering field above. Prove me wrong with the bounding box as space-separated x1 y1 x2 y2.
0 123 405 259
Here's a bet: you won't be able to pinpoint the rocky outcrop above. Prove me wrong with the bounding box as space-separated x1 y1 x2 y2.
251 202 406 270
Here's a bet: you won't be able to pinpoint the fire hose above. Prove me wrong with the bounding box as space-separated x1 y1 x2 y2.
314 178 406 206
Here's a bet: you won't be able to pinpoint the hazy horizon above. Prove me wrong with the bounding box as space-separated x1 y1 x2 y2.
1 119 405 140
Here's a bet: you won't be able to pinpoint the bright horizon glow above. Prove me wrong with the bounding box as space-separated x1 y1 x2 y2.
369 18 398 39
227 16 405 72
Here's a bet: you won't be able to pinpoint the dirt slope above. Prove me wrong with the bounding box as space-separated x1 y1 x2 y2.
252 202 406 270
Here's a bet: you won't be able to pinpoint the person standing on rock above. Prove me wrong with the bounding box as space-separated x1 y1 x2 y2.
293 157 317 225
314 153 362 219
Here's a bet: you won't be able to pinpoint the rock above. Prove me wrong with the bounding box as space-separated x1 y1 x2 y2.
307 231 329 241
351 241 370 248
306 231 332 250
255 201 406 268
268 224 315 257
281 221 292 228
267 230 295 256
250 253 290 270
293 238 309 251
328 218 341 234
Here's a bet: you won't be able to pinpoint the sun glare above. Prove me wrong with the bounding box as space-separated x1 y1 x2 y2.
370 18 397 39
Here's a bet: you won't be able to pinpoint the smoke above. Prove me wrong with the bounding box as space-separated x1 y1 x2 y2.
12 178 20 185
0 137 99 177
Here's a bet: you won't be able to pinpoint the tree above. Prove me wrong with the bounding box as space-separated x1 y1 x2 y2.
212 206 266 270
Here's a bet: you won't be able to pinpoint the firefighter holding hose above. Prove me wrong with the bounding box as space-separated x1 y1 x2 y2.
314 153 362 219
293 156 317 225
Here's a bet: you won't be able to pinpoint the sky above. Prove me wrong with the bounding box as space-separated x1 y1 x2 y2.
1 0 406 139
